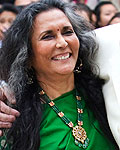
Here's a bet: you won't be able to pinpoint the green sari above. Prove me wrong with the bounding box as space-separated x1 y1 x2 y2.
40 89 115 150
0 90 116 150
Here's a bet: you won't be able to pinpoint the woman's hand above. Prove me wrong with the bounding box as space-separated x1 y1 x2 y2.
0 80 20 136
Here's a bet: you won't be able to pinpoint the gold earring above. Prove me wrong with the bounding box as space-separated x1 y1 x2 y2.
74 59 83 73
26 67 35 84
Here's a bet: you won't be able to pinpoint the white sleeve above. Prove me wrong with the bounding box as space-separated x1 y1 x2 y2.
94 23 120 148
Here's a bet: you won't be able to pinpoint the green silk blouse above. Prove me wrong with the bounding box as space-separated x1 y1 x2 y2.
0 90 115 150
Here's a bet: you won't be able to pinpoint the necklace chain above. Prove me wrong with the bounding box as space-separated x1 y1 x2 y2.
39 89 89 149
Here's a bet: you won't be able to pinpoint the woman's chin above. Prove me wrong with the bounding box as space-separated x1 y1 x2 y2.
56 68 74 75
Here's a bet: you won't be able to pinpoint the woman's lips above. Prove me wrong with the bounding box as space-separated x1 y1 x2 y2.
52 52 71 60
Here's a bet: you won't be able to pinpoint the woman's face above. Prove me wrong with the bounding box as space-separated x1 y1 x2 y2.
31 9 79 79
0 11 16 40
76 10 90 22
98 4 117 27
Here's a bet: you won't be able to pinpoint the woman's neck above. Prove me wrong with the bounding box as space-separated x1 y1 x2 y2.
37 73 75 100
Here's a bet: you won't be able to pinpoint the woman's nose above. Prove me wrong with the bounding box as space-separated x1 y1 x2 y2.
56 35 68 49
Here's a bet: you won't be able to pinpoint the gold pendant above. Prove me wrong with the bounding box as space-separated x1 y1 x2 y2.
72 125 87 144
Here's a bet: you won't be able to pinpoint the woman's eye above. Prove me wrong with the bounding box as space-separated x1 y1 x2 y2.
63 30 74 35
9 19 14 24
0 19 5 24
105 13 111 16
41 35 54 40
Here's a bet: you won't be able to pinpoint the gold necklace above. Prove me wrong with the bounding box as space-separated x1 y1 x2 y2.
39 89 89 149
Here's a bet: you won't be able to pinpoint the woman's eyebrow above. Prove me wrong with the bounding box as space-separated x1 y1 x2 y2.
40 30 53 35
62 26 73 31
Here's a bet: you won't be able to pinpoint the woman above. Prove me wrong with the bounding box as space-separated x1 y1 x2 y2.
0 3 18 47
71 3 93 23
0 0 118 149
94 1 117 28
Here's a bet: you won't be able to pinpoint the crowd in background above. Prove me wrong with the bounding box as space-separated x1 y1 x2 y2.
0 0 120 45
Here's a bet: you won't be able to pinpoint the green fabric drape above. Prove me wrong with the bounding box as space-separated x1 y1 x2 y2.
40 89 115 150
0 90 115 150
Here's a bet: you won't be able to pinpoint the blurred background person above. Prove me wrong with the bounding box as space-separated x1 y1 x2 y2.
0 3 18 47
91 10 97 27
94 1 117 28
14 0 40 12
73 3 92 22
71 3 96 28
14 0 39 6
108 12 120 25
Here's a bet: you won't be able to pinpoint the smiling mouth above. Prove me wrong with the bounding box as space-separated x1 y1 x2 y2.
52 53 71 61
